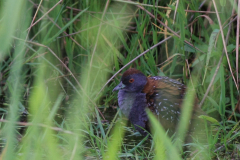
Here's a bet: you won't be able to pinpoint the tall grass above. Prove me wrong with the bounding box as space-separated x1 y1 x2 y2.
0 0 239 159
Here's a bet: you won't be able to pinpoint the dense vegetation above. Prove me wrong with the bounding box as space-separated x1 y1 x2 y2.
0 0 239 159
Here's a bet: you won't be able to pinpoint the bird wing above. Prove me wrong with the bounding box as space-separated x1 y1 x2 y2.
142 76 189 133
143 76 186 108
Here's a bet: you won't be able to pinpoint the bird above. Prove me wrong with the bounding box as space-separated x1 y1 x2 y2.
112 68 204 137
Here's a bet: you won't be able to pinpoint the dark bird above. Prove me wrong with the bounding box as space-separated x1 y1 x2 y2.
113 68 204 137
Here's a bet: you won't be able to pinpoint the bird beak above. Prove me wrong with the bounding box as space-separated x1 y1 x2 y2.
112 81 125 92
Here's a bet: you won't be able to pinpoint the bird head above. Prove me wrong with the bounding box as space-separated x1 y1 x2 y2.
113 68 147 93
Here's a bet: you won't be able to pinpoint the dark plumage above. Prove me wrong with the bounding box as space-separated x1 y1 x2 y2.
113 68 204 136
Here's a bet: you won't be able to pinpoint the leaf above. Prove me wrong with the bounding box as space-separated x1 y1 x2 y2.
48 7 88 43
220 0 226 6
170 56 177 75
227 44 236 52
198 115 219 124
147 110 181 160
192 54 206 67
182 44 196 53
182 44 208 53
118 153 134 158
235 144 240 152
103 120 126 160
206 65 221 84
202 29 219 84
0 0 25 61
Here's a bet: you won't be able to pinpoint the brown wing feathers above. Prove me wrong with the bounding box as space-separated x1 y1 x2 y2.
143 77 186 107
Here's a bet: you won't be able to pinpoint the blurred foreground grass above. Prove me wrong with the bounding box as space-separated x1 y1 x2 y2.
0 0 239 159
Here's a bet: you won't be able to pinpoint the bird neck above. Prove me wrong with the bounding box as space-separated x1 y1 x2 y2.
118 90 144 117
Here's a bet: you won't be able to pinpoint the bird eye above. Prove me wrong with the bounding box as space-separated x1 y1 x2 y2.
129 78 134 83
